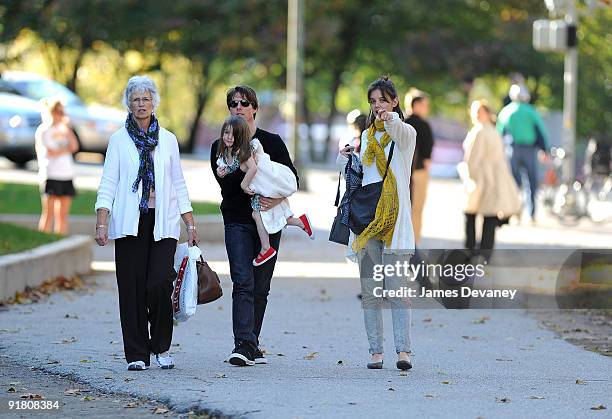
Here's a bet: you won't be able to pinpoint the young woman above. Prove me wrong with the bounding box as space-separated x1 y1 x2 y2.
460 100 521 255
216 115 313 266
35 98 79 234
337 77 417 370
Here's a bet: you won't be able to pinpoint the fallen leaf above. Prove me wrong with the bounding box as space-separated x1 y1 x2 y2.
437 371 448 376
422 317 432 322
20 393 43 399
461 335 478 340
82 396 95 401
590 405 606 411
124 402 140 408
575 379 587 385
104 377 113 380
276 353 285 357
65 389 84 396
425 394 435 398
153 407 170 414
529 396 546 400
473 316 490 324
79 359 95 363
64 314 79 319
399 372 408 376
214 373 227 378
348 402 357 405
337 360 344 365
496 397 511 403
388 387 395 391
61 337 77 344
283 331 296 335
495 358 513 362
46 360 60 365
124 378 135 382
441 381 451 385
7 387 16 392
303 352 319 360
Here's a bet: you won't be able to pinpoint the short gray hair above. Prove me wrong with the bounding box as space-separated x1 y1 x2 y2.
509 84 530 103
122 75 161 112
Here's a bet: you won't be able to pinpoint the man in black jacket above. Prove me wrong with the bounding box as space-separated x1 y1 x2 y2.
404 89 434 245
211 85 299 366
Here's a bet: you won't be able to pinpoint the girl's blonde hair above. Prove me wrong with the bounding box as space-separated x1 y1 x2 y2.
39 96 66 124
217 115 252 164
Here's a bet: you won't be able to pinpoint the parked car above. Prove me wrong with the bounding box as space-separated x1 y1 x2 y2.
0 80 42 165
1 71 125 162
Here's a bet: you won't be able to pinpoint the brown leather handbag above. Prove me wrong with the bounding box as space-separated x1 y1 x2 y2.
195 249 223 305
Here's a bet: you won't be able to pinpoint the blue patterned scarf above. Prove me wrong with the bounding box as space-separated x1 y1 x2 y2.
125 113 159 212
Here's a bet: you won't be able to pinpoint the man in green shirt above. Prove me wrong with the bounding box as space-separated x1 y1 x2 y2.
497 85 549 221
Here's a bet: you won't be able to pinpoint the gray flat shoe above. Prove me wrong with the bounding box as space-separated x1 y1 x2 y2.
367 361 383 369
396 359 412 370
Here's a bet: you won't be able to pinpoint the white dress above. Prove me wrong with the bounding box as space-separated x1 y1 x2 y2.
216 139 297 234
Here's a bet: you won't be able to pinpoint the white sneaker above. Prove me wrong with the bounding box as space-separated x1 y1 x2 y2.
155 352 175 369
127 361 148 371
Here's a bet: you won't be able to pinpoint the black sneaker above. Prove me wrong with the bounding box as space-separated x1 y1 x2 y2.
228 342 255 366
254 348 268 364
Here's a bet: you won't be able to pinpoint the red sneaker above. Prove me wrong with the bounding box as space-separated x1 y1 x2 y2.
253 247 277 266
299 214 315 240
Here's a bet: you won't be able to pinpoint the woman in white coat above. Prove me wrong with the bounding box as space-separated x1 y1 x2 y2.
459 100 521 254
337 77 417 371
94 76 198 371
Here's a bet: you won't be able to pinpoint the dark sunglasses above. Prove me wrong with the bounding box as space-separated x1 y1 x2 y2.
229 99 251 108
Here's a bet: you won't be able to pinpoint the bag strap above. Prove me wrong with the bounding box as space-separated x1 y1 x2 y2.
334 153 353 207
382 141 395 181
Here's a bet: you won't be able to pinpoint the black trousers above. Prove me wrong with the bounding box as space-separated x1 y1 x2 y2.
114 211 177 365
465 213 498 251
224 223 281 347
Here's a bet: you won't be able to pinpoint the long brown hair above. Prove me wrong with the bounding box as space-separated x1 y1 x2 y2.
366 76 404 128
217 115 252 164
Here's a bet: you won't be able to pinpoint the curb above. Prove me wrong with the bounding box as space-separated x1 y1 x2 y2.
0 235 92 303
0 214 226 243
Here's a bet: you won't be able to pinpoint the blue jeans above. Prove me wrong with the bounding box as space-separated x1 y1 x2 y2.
358 239 412 355
224 223 282 347
511 145 538 217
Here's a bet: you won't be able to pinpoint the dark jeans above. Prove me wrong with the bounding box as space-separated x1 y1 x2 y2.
465 213 498 254
114 211 177 365
511 145 538 217
224 223 282 347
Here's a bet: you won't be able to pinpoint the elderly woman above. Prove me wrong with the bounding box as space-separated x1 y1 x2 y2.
94 76 198 371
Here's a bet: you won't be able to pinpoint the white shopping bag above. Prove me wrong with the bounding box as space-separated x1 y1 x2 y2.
172 242 202 322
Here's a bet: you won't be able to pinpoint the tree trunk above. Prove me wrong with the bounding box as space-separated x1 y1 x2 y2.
185 63 212 153
322 69 343 162
67 45 88 93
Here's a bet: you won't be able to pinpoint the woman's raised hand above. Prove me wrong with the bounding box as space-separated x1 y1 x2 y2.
377 109 391 121
339 145 355 157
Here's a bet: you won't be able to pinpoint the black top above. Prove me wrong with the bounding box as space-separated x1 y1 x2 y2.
405 114 434 170
211 127 299 225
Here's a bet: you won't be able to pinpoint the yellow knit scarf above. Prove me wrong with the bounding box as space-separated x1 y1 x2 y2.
352 120 399 252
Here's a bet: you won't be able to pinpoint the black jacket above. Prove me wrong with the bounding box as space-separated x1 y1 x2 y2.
405 114 434 170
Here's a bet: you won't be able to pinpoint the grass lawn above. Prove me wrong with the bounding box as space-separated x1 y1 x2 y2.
0 182 220 215
0 222 63 256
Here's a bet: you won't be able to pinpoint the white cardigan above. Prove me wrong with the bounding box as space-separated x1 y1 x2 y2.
336 112 417 262
95 127 193 241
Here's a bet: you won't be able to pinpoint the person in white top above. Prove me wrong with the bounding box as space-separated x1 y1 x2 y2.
94 76 198 371
216 115 314 267
35 98 79 234
337 77 417 371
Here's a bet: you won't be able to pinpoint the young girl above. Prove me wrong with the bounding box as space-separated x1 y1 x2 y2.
216 116 314 266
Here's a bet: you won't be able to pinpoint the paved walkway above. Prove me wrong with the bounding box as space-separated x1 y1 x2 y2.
1 236 610 418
